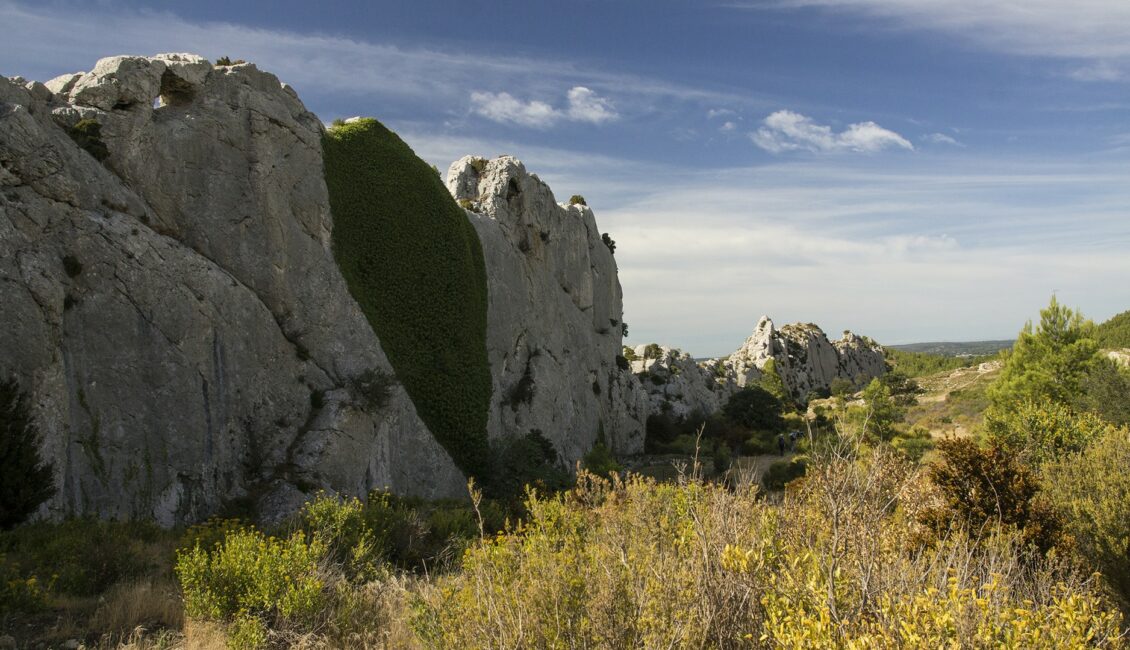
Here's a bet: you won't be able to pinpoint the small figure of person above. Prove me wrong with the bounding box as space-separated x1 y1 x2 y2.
790 430 799 452
777 432 786 456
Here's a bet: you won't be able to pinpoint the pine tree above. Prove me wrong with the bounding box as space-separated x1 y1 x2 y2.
988 296 1100 409
0 379 55 529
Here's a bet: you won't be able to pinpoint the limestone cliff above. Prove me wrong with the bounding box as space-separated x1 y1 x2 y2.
0 54 639 525
447 157 647 462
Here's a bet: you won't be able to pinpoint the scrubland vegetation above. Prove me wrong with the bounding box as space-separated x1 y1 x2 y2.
3 297 1129 648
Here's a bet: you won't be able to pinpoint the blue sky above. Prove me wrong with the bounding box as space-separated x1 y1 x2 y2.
3 0 1128 356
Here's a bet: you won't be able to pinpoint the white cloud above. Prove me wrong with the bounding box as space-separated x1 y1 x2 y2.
750 110 913 154
470 92 560 128
469 86 618 128
719 121 737 133
922 132 963 147
566 86 618 124
730 0 1130 62
707 108 736 119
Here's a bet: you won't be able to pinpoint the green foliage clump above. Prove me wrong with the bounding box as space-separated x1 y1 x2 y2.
1044 425 1130 608
0 553 50 614
985 398 1115 465
214 56 247 66
322 118 491 479
722 385 785 432
0 518 161 596
852 378 905 442
568 194 586 206
922 438 1066 553
763 457 806 490
484 430 571 501
758 358 791 406
66 118 110 161
176 527 325 645
601 232 616 254
0 379 55 530
582 432 621 479
1094 309 1130 349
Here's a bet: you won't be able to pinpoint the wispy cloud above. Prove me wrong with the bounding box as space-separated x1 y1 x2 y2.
922 132 963 147
707 108 736 119
727 0 1130 67
0 1 766 120
750 110 913 154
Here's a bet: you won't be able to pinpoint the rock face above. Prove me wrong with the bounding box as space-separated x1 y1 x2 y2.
447 156 647 461
630 345 733 420
726 317 886 402
0 54 472 525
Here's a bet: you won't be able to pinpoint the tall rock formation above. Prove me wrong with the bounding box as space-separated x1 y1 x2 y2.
446 156 647 461
726 317 886 402
0 54 639 525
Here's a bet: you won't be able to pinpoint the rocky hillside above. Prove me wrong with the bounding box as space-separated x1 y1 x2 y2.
630 316 886 417
0 54 642 525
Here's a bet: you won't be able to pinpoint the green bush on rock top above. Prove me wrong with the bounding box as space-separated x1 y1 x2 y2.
322 118 492 479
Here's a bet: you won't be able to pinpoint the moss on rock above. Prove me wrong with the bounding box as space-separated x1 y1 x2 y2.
322 118 491 479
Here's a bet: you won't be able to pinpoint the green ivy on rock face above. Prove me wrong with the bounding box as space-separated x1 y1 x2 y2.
322 118 491 479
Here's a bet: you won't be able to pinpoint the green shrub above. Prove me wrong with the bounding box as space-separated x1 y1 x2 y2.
67 119 110 161
985 398 1114 465
176 528 325 635
568 194 586 206
582 440 621 478
0 518 160 596
922 438 1066 553
601 232 616 254
723 386 785 432
413 464 1122 648
763 457 806 490
742 429 778 456
214 56 246 66
1044 425 1130 608
0 379 55 529
0 553 50 614
621 346 639 362
323 118 491 479
485 431 571 501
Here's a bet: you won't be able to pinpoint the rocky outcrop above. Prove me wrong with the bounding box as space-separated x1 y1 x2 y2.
630 345 733 420
447 156 647 462
1 54 469 525
631 317 887 417
726 317 886 402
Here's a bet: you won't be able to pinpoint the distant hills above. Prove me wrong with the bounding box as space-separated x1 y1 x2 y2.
1095 310 1130 349
886 340 1014 357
